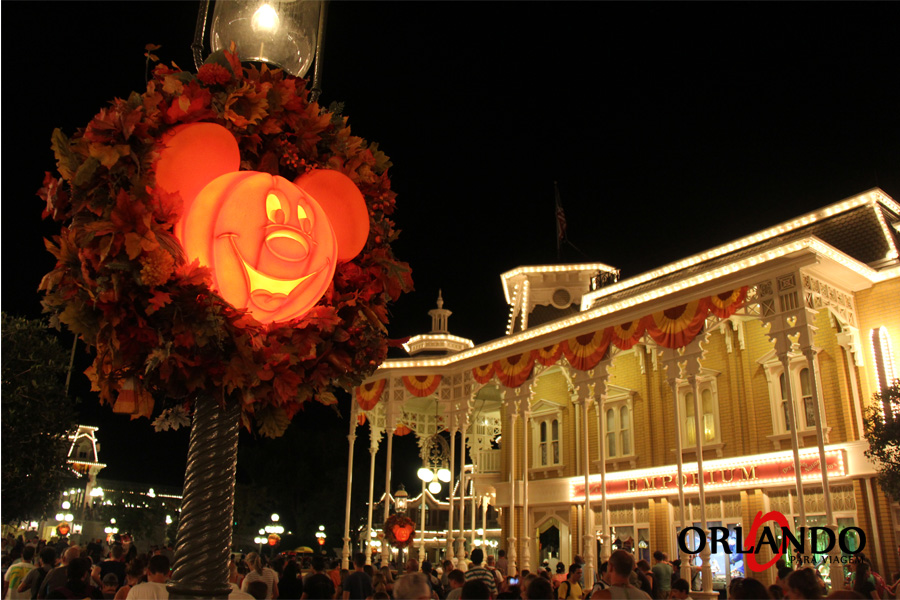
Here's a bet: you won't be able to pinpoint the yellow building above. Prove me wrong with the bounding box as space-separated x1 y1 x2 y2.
344 188 899 592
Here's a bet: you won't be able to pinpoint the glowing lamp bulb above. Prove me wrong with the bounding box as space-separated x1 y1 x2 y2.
417 468 434 482
428 481 442 494
437 468 451 483
251 3 280 33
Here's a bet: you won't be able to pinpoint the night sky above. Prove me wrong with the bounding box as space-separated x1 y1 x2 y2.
3 2 900 491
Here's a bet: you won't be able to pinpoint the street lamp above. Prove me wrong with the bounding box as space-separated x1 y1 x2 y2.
316 525 327 549
262 514 284 556
193 0 326 90
394 484 408 513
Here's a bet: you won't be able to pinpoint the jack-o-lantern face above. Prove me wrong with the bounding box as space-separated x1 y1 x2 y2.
392 523 413 543
181 172 337 323
157 123 370 324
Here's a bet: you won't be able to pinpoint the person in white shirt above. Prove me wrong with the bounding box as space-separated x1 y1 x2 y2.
126 555 170 600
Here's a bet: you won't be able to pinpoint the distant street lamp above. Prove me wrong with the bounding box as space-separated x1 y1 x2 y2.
394 484 408 513
316 525 327 549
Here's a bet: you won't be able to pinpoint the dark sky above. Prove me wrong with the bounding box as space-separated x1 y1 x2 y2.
3 2 900 488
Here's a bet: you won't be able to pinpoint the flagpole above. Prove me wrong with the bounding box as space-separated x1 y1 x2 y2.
554 181 566 262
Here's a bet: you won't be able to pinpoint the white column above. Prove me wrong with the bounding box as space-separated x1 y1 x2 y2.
342 416 357 570
470 485 477 550
803 345 843 589
481 496 488 549
419 486 427 562
381 424 394 566
448 425 456 560
365 429 379 565
507 407 518 576
778 352 808 528
579 393 595 587
457 426 467 565
593 384 611 566
689 371 711 592
521 407 531 573
672 375 691 583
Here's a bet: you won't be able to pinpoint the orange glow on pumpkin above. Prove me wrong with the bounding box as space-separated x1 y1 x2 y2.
180 171 337 324
155 124 241 241
295 170 369 262
392 524 413 543
158 123 370 324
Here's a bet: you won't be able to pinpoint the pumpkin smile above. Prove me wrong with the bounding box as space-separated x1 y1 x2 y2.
220 233 327 310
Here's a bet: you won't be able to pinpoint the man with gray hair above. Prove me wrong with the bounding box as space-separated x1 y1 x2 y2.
394 573 432 600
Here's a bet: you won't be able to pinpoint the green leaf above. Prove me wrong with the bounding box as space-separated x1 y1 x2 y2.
255 405 291 438
51 128 79 180
73 157 101 187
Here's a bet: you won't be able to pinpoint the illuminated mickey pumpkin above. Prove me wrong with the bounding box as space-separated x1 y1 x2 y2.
157 123 369 324
392 523 414 543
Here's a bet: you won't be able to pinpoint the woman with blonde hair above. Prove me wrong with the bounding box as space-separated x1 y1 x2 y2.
241 552 279 599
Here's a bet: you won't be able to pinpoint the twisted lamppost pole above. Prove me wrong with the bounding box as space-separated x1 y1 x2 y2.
169 3 329 597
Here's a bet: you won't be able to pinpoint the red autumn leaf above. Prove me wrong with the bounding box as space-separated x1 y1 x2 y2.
146 290 172 314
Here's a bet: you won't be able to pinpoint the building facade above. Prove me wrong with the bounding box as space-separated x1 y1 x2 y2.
344 188 900 591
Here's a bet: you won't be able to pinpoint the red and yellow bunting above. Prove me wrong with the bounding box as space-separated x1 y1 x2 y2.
357 413 367 426
642 299 708 349
394 424 412 436
610 319 646 351
707 286 748 319
472 363 496 384
534 343 563 366
562 329 611 371
355 379 386 411
403 287 748 389
496 352 535 388
402 374 442 397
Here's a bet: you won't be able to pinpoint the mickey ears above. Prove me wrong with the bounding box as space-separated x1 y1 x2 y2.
156 123 370 262
294 170 369 262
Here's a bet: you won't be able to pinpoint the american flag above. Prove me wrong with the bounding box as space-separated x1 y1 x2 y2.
555 182 567 251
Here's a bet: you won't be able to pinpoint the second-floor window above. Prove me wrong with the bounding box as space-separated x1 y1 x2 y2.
606 404 632 458
537 417 561 466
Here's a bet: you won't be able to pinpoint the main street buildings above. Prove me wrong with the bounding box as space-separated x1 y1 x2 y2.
345 188 899 591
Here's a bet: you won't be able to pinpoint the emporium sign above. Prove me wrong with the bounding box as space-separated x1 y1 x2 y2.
571 448 845 501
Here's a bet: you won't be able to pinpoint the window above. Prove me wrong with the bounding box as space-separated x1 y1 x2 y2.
684 389 716 445
872 326 897 392
678 371 721 445
606 405 632 458
536 417 560 466
531 400 564 468
760 350 821 434
778 368 815 430
600 385 635 460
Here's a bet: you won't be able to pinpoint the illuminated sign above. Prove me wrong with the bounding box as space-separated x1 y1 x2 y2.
571 448 845 501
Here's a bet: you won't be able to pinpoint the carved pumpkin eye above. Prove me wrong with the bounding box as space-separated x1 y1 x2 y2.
297 204 312 234
266 193 287 224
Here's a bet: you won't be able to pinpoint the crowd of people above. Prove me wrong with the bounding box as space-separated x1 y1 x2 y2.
3 533 898 600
